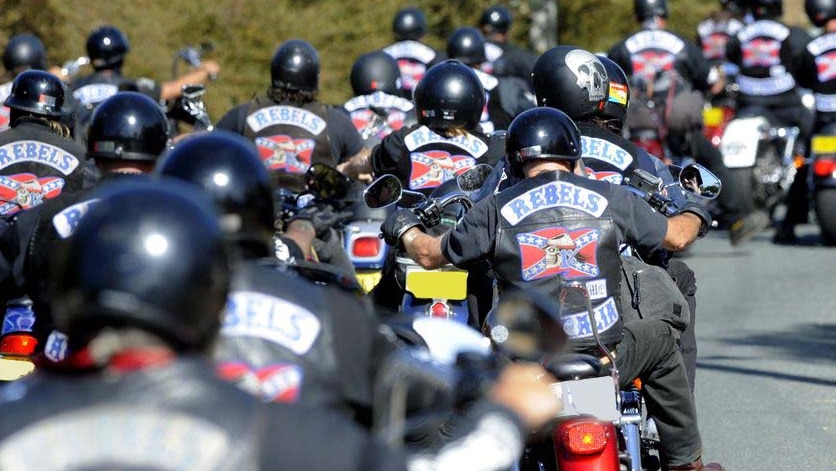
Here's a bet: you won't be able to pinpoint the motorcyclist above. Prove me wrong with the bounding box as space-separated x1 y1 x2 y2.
343 50 417 148
803 0 836 130
215 39 366 277
339 59 505 190
382 7 444 99
531 46 703 391
697 0 747 66
608 0 771 245
0 33 48 131
216 39 368 192
0 179 564 471
339 59 504 322
69 25 219 146
726 0 814 243
445 26 536 132
0 91 170 359
154 130 387 424
478 4 538 88
383 106 725 471
0 70 87 217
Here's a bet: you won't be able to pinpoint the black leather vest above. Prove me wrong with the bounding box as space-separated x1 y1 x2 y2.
578 122 656 185
343 91 416 145
214 260 342 407
396 125 491 194
0 359 264 469
0 121 86 216
492 171 624 350
735 20 797 97
243 97 332 193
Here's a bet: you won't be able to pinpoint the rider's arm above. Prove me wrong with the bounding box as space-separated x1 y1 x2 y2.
663 213 702 251
159 60 220 101
401 228 448 269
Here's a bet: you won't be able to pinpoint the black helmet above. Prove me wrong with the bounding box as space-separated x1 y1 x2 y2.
806 0 836 27
506 107 582 178
154 130 275 253
479 5 513 34
446 27 487 66
634 0 668 22
598 55 630 131
393 7 427 41
87 91 170 161
51 178 230 351
3 33 47 73
532 46 608 121
270 39 320 92
350 50 402 96
751 0 782 18
86 26 130 70
720 0 746 15
413 59 485 130
3 69 65 117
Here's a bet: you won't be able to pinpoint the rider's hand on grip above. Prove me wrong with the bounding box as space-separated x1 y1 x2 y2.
414 200 442 228
380 209 425 246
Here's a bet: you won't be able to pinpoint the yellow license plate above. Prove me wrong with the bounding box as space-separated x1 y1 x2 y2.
811 135 836 154
356 271 383 294
405 269 468 300
0 356 34 381
703 107 724 127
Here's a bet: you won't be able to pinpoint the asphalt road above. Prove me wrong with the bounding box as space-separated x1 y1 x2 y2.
679 221 836 470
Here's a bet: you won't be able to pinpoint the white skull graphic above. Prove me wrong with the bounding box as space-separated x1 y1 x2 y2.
565 49 607 102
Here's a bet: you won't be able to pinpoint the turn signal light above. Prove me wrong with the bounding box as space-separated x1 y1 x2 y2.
352 236 381 258
560 420 611 455
0 333 38 356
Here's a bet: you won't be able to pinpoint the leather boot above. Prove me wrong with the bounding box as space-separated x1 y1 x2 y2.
668 457 726 471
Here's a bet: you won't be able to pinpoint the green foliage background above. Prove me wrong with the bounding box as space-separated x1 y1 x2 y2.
0 0 810 119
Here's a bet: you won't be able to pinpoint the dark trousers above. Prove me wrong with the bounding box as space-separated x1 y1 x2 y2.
615 319 702 467
666 259 697 392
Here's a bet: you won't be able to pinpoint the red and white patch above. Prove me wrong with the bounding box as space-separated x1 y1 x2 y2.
255 135 315 174
0 173 65 215
409 150 476 190
217 362 303 404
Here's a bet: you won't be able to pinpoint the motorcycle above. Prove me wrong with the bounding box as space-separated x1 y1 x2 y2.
809 127 836 246
718 106 805 222
511 164 720 471
363 165 494 324
374 290 568 450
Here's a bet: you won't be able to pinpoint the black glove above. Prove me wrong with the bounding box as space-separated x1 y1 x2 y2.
380 209 425 246
677 202 712 238
289 204 352 238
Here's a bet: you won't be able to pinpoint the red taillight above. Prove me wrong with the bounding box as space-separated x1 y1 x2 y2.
560 420 611 455
0 333 38 356
352 236 381 258
813 158 836 178
429 302 449 318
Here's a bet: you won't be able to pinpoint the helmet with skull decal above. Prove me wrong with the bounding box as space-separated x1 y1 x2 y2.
532 45 608 122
